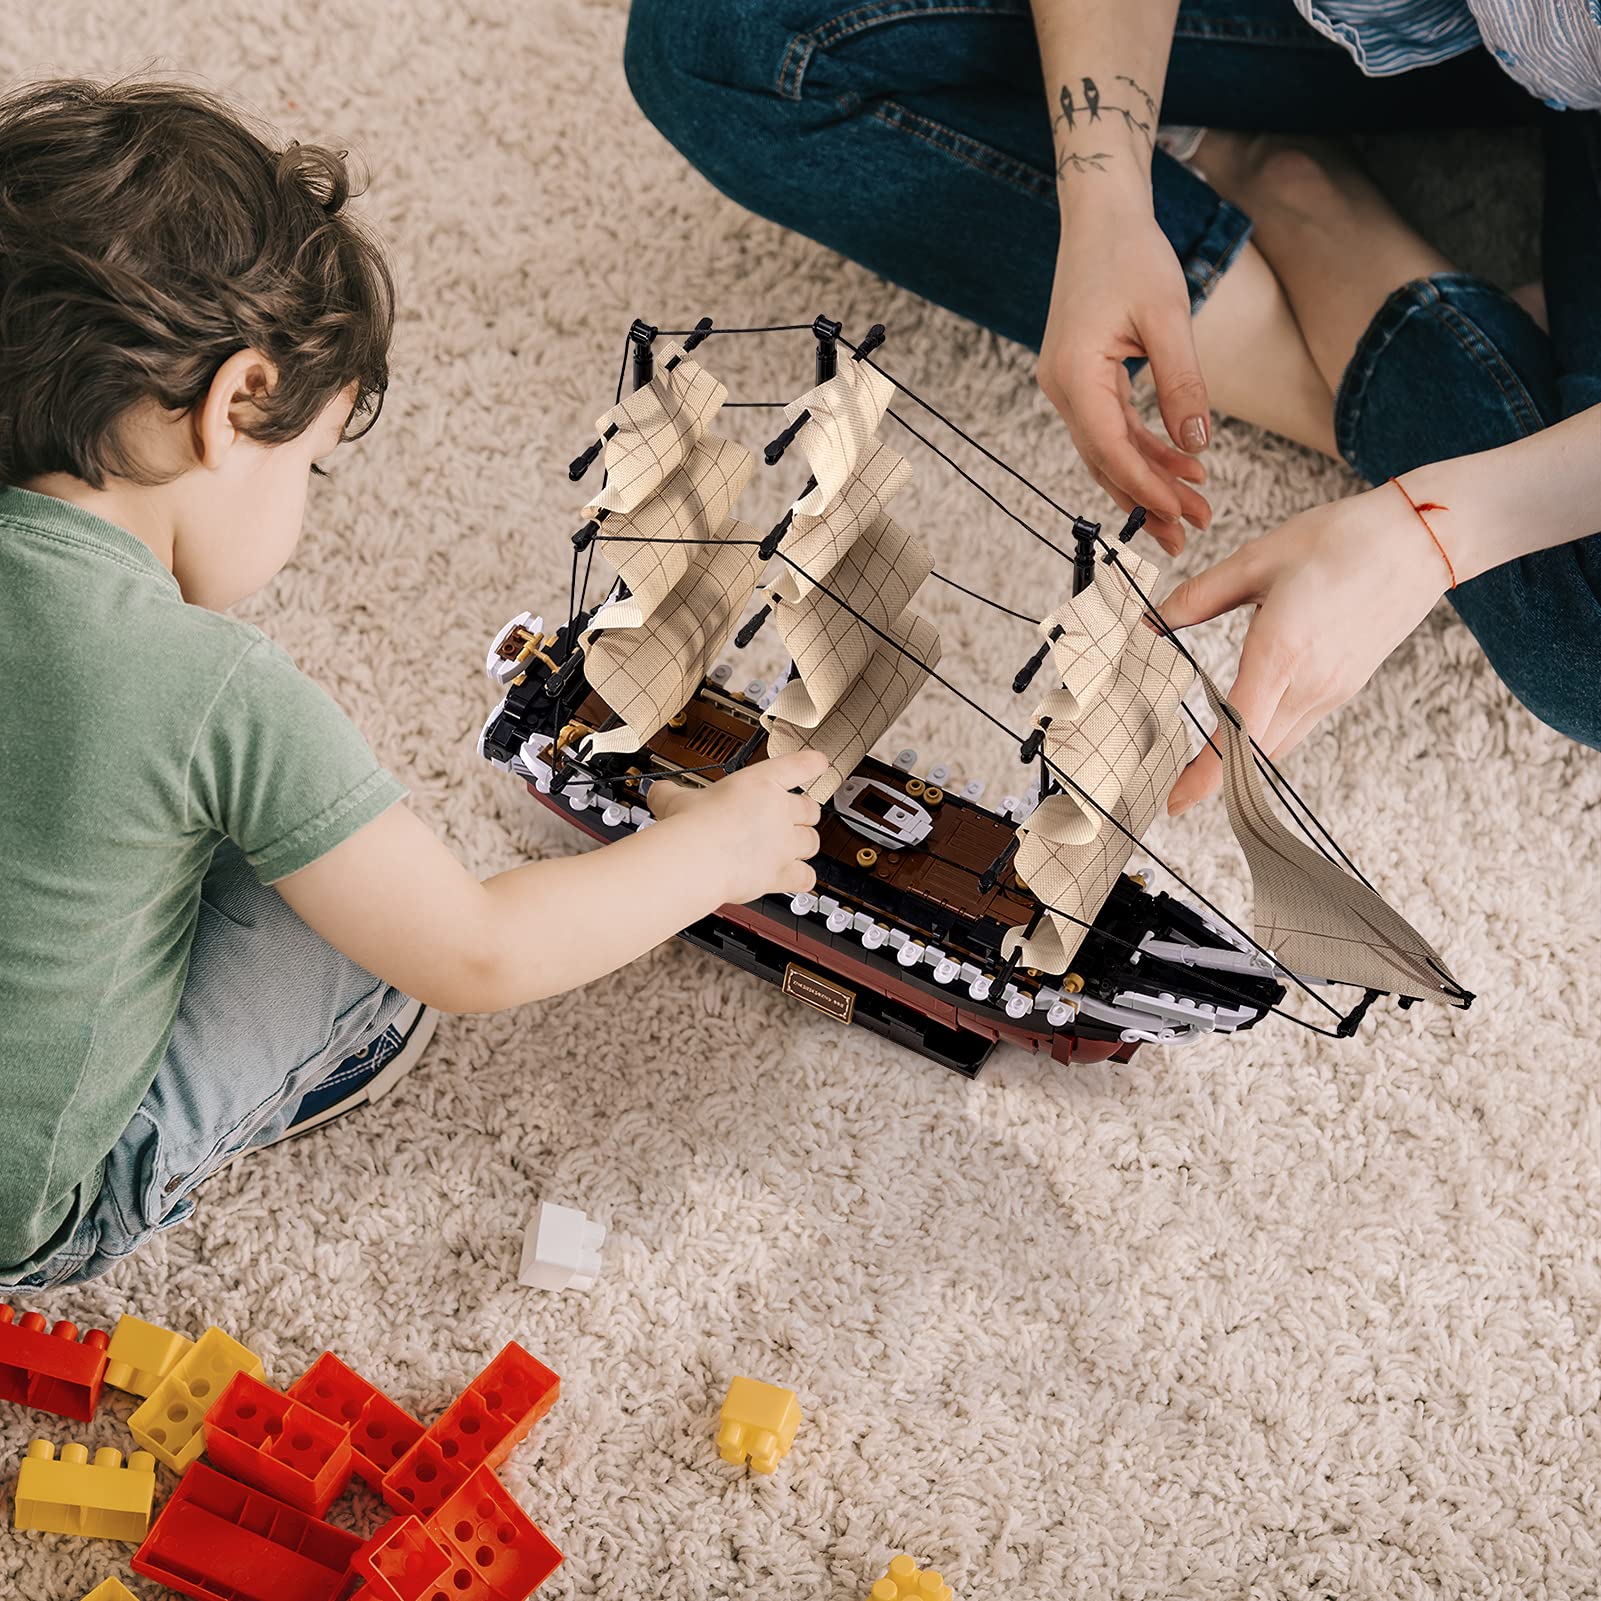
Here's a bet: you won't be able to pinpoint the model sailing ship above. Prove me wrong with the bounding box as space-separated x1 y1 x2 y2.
477 316 1471 1075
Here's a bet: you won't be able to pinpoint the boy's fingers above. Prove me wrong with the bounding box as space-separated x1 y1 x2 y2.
647 779 693 818
765 748 828 786
794 825 820 859
790 792 822 826
779 860 817 895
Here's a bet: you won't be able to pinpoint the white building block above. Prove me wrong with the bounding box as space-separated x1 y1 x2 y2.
519 1201 606 1292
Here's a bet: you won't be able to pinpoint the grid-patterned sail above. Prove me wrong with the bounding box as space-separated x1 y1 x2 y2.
577 351 764 755
759 357 939 799
584 341 728 517
1197 673 1466 1004
1004 555 1193 974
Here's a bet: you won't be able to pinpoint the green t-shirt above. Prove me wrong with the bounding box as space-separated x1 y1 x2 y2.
0 487 406 1275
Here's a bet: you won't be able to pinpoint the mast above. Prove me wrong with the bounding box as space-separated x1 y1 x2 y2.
754 326 942 800
562 322 768 761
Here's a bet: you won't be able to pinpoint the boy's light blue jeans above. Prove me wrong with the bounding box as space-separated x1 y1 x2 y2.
4 842 406 1289
624 0 1601 750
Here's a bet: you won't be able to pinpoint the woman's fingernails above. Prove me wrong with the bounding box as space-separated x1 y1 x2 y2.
1181 415 1210 452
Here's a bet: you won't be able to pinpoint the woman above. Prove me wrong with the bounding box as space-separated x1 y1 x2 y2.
622 0 1600 809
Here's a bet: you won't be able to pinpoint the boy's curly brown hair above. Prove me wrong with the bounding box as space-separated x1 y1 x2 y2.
0 77 395 487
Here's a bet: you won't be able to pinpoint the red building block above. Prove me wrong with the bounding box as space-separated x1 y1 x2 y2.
131 1461 363 1601
380 1344 559 1519
201 1370 355 1517
287 1351 425 1489
350 1515 452 1601
0 1306 110 1422
355 1468 563 1601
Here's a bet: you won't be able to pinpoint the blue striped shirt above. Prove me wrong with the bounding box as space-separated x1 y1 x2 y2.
1294 0 1601 108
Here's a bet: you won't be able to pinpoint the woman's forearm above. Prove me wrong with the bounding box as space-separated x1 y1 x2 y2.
1401 404 1601 582
1028 0 1181 209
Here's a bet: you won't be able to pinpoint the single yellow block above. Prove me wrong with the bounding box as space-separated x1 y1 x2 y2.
716 1376 801 1474
81 1581 141 1601
104 1315 193 1398
867 1554 953 1601
128 1326 263 1472
14 1440 157 1541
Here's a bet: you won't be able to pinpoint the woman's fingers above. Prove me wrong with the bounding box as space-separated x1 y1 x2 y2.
1168 626 1291 815
1136 297 1213 457
1157 549 1261 631
1067 365 1187 526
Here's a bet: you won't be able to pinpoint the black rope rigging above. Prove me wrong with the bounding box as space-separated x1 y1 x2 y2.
551 316 1465 1019
766 546 1345 1023
844 332 1375 888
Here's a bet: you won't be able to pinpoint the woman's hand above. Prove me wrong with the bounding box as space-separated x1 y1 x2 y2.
1038 197 1212 553
1160 484 1451 813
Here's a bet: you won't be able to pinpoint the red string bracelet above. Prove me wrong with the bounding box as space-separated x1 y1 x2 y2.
1389 476 1457 589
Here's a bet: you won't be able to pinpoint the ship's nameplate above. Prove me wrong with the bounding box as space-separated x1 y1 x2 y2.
782 964 856 1026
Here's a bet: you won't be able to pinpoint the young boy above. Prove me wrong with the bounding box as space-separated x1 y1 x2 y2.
0 78 823 1290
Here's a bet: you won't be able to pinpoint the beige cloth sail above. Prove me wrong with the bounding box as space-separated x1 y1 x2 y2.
577 353 765 757
581 432 753 632
1003 557 1194 973
1197 673 1465 1004
766 613 942 797
757 356 938 801
764 517 933 731
785 356 897 516
584 341 727 518
584 529 766 757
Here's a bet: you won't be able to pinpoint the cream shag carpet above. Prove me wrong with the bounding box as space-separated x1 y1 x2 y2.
4 4 1600 1598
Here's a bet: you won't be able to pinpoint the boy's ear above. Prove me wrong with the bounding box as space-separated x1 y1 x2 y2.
193 348 279 469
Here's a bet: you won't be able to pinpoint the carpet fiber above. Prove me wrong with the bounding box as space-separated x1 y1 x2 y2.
4 5 1600 1597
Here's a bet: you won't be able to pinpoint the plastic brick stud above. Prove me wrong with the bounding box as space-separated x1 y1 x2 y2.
518 1201 606 1292
104 1316 194 1398
14 1439 157 1540
716 1377 801 1474
128 1326 264 1472
380 1343 559 1519
80 1582 141 1601
132 1461 363 1601
201 1370 355 1516
0 1306 111 1421
287 1351 425 1489
868 1554 954 1601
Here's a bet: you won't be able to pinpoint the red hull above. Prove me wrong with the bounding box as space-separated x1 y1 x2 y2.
528 783 1133 1069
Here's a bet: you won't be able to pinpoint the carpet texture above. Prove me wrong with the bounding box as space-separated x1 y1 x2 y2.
4 5 1600 1598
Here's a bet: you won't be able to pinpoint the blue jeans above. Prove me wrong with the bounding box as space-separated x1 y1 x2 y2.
3 843 405 1289
624 0 1601 748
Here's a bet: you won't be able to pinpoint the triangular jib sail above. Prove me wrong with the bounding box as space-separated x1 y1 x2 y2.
760 357 941 799
577 342 766 757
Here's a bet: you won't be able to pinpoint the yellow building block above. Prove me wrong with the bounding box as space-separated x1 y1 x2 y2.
128 1325 263 1472
14 1440 157 1541
867 1554 953 1601
104 1315 193 1398
81 1580 141 1601
716 1376 801 1474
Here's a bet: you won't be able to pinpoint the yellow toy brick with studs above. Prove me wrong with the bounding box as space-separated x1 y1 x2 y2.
716 1376 801 1474
868 1554 953 1601
14 1440 157 1541
128 1325 263 1471
103 1314 193 1398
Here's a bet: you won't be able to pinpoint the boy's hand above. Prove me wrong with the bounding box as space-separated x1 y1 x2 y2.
649 749 826 903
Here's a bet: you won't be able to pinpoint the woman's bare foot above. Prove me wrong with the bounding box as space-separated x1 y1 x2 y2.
1193 131 1454 393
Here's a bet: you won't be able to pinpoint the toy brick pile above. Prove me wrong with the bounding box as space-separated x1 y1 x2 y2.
3 1304 562 1601
6 1208 958 1599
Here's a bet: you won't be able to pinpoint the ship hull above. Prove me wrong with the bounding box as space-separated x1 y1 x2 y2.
527 783 1133 1075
